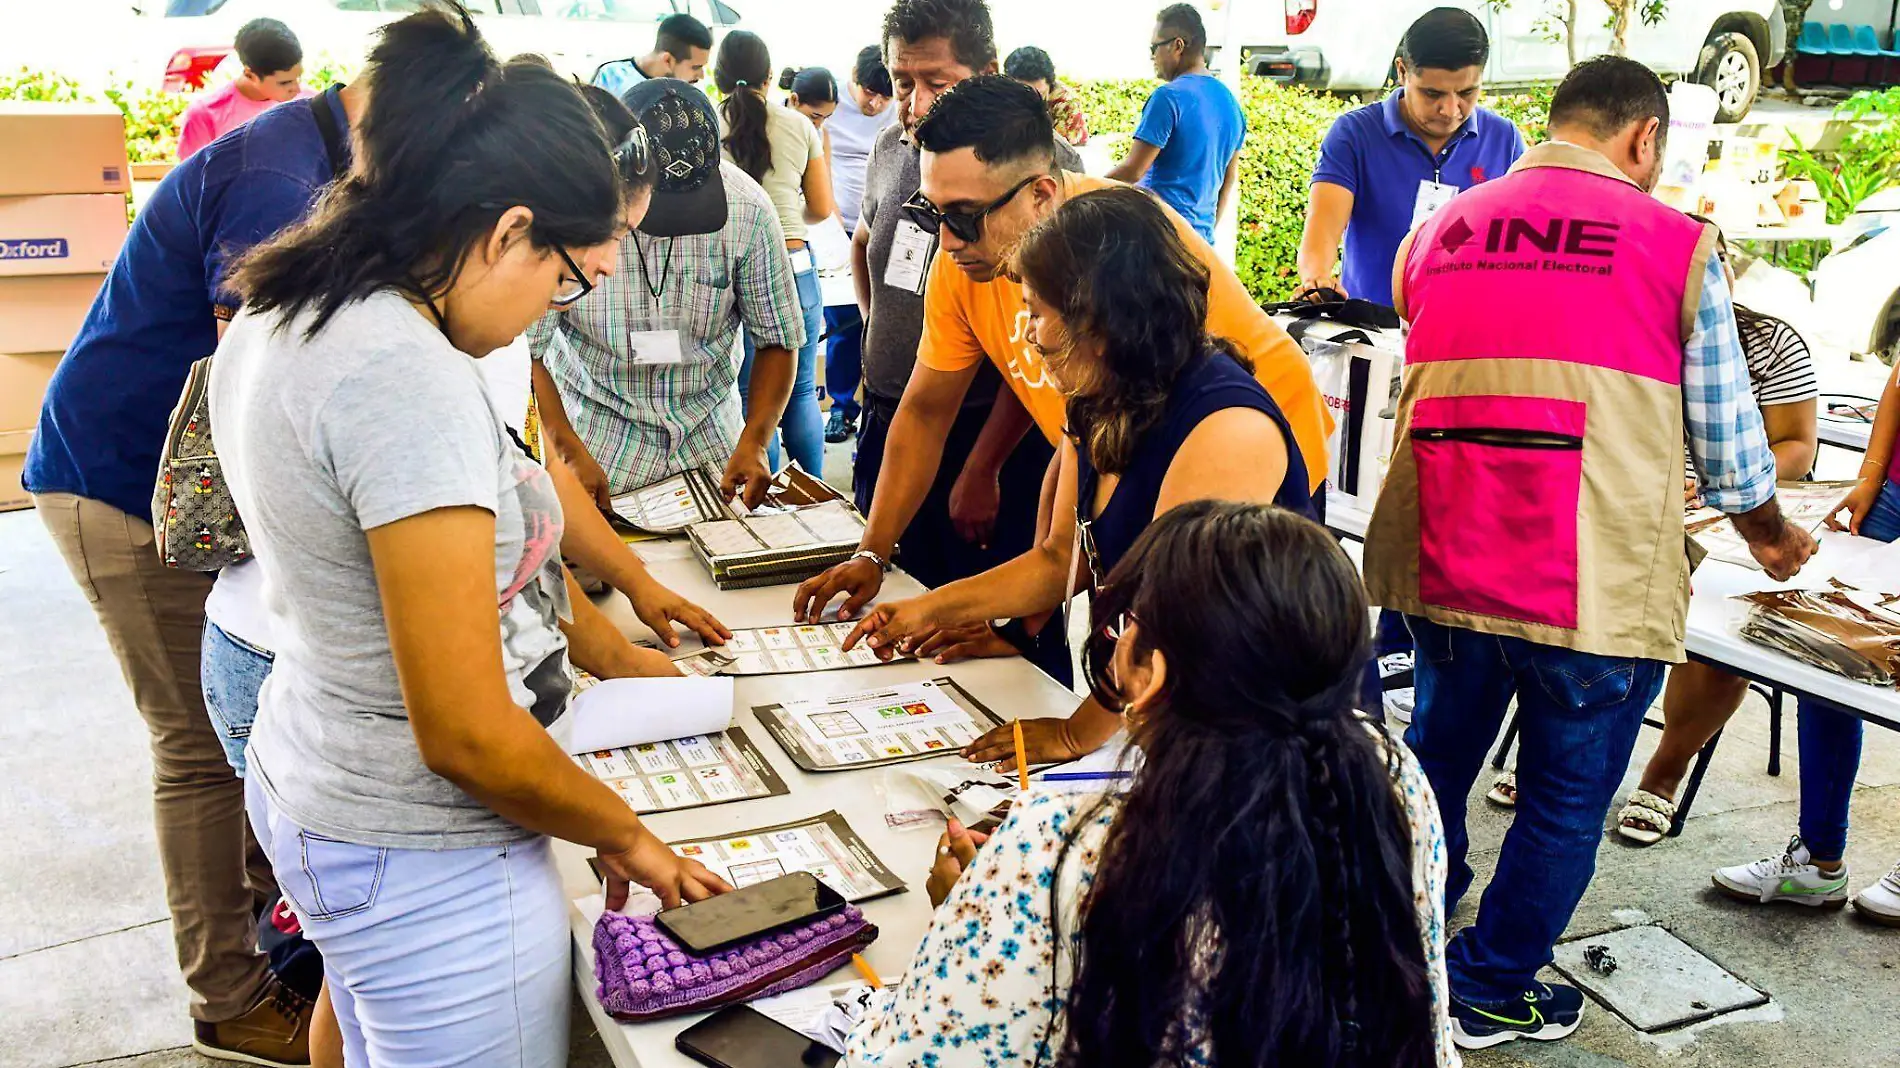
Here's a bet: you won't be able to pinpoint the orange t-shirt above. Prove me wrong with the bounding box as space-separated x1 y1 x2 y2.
916 173 1332 490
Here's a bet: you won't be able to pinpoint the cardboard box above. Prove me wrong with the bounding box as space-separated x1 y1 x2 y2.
0 274 104 353
0 103 129 197
0 429 31 513
0 351 59 431
0 195 128 277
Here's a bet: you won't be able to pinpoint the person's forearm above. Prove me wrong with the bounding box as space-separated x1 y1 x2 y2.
850 225 872 321
1771 439 1816 482
1727 494 1790 545
443 711 652 854
557 566 649 679
741 346 795 451
1217 157 1239 226
1105 159 1140 183
962 389 1035 483
1034 450 1060 546
911 542 1072 628
1297 229 1342 289
1859 363 1900 484
861 401 959 558
549 456 655 593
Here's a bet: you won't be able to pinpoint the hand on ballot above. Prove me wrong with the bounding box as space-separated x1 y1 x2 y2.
841 595 952 659
963 713 1100 774
911 622 1017 665
1827 480 1884 536
925 819 990 908
599 831 733 911
1749 520 1818 582
628 576 732 649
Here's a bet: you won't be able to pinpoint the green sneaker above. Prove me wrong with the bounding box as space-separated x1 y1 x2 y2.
1713 835 1850 908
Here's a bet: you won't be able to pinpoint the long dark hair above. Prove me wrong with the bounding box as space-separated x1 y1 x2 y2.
779 65 838 105
231 6 622 337
1055 501 1437 1068
714 30 773 183
1015 186 1242 474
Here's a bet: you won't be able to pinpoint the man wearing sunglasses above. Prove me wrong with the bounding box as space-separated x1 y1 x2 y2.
794 76 1331 639
840 0 1080 670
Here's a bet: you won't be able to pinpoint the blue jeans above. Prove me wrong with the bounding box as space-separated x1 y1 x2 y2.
1405 616 1665 1005
201 620 275 777
740 258 826 476
246 775 570 1067
1793 478 1900 859
824 304 863 420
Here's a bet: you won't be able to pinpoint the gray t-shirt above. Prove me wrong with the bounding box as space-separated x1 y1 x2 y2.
214 291 572 849
858 125 1080 406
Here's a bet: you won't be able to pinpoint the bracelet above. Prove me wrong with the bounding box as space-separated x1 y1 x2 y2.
991 618 1037 656
850 549 893 573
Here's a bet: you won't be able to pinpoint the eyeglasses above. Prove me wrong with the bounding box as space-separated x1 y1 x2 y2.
1149 36 1182 55
901 174 1041 244
551 245 594 307
612 124 653 186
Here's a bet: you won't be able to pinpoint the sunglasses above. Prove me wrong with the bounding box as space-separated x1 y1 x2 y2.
612 124 653 185
901 174 1041 244
1149 36 1182 55
551 245 594 307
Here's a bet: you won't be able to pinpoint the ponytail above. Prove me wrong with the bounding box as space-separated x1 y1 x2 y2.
713 30 772 183
783 65 838 106
231 7 621 339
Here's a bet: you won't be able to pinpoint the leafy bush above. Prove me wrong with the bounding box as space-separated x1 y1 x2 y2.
1231 80 1348 301
0 66 193 163
1782 87 1900 224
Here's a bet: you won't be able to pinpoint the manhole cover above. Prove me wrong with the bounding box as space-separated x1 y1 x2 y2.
1552 925 1766 1032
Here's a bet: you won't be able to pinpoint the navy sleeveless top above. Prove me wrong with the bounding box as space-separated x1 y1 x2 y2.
1075 349 1314 578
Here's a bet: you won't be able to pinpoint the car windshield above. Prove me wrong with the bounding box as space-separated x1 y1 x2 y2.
545 0 668 20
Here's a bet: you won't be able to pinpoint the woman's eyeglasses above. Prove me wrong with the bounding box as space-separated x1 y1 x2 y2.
901 174 1041 244
611 124 653 185
551 245 594 307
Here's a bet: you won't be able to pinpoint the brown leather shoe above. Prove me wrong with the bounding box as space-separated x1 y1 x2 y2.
192 978 313 1067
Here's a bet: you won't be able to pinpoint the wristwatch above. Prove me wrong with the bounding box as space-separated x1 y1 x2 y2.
850 549 893 573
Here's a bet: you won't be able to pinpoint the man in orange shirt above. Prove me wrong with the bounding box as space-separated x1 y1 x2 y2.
795 75 1331 630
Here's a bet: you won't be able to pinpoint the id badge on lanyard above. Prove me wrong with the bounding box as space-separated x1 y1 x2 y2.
885 219 936 296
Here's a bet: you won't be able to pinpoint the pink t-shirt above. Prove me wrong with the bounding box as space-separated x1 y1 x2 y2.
177 82 280 159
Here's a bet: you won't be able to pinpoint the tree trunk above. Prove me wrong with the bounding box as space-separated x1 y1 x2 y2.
1608 0 1632 55
1565 0 1580 67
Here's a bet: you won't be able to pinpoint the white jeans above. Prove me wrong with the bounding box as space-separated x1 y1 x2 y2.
245 775 571 1067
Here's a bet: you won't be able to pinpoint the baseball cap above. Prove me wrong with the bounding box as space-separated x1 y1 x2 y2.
620 78 727 237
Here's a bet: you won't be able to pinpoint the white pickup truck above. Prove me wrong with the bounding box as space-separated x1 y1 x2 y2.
1234 0 1786 122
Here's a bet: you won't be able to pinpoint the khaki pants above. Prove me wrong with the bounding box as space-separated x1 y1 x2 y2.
36 493 274 1022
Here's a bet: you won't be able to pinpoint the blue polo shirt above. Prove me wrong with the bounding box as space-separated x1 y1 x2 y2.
1134 73 1246 242
1312 90 1525 307
25 86 350 520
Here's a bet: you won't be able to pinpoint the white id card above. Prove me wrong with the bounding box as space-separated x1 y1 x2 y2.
626 329 685 366
884 220 935 295
1410 179 1459 231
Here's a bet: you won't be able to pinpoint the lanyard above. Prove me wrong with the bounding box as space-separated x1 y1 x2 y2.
631 233 675 301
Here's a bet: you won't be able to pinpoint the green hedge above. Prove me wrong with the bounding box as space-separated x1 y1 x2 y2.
1069 76 1552 304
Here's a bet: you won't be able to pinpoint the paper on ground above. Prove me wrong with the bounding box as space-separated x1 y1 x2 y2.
556 676 734 754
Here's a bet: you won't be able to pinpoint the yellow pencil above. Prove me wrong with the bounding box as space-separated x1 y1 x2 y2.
851 952 883 988
1013 720 1029 793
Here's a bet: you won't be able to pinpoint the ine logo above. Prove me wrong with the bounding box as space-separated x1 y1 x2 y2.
0 238 70 261
1438 217 1477 254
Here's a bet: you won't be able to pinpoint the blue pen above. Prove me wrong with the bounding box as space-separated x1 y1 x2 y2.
1036 770 1134 782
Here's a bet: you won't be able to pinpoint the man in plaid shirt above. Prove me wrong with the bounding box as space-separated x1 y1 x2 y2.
531 79 805 511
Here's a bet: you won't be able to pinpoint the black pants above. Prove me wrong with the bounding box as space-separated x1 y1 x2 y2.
856 391 1072 687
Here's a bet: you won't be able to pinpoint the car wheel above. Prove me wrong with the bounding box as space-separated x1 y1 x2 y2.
1695 31 1760 123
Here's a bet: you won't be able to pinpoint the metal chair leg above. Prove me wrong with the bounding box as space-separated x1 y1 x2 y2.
1768 688 1784 777
1491 711 1519 771
1669 727 1724 837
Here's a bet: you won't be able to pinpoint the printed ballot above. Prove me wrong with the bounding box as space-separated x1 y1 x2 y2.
755 678 1004 771
673 623 896 677
667 811 905 902
1687 480 1854 571
573 730 788 815
556 676 734 755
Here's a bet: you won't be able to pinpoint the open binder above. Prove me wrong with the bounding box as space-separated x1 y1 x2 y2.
631 463 867 589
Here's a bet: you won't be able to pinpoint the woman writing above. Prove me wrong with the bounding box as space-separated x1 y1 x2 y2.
845 186 1314 769
717 30 835 476
216 20 728 1064
845 501 1454 1067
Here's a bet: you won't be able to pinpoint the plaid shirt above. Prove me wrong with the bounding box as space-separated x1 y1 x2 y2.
528 163 804 492
1686 255 1776 514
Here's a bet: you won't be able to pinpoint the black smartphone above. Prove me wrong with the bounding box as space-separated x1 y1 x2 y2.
655 872 847 955
676 1004 840 1068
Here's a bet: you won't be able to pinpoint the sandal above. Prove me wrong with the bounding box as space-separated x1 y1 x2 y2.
1616 789 1677 845
1485 771 1518 808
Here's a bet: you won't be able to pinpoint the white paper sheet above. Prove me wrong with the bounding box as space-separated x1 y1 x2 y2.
555 676 734 754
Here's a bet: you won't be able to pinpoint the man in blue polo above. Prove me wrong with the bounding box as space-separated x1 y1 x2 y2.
1296 6 1525 306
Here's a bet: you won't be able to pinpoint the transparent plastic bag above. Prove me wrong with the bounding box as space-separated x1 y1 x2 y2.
1734 584 1900 687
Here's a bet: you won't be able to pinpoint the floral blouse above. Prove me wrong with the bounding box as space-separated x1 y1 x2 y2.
843 723 1458 1067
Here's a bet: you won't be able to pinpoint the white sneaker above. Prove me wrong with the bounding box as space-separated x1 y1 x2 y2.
1713 835 1850 909
1379 654 1415 724
1853 858 1900 927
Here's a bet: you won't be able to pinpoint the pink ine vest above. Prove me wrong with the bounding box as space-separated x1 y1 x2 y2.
1365 150 1714 662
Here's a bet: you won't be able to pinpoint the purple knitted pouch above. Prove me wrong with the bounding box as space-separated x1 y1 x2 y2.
593 906 877 1022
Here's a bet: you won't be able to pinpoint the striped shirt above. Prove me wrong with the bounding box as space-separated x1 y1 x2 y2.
527 163 805 493
1737 308 1820 408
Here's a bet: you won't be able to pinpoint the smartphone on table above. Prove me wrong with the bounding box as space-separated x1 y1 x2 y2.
676 1004 840 1068
655 871 847 955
